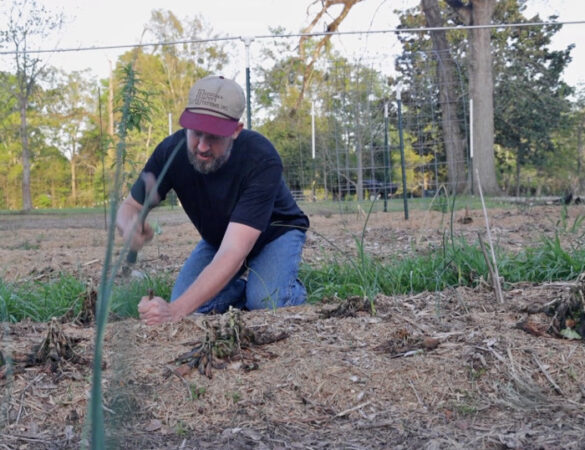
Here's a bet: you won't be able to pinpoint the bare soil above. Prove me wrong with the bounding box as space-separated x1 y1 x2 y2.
1 203 585 449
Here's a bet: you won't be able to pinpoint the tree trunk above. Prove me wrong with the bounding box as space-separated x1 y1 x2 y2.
578 120 584 193
421 0 468 194
107 63 116 165
446 0 500 195
469 0 499 194
514 155 520 197
71 156 77 206
19 94 32 211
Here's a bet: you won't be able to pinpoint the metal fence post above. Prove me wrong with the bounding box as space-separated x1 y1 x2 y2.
397 83 409 220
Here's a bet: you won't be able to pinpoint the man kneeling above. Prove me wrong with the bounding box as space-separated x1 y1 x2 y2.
116 75 309 325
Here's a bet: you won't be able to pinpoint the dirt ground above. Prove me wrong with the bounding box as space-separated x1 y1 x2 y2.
1 203 585 449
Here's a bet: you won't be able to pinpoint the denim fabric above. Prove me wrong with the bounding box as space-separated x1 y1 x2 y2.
170 229 307 314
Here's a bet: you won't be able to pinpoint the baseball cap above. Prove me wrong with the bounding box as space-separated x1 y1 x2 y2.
179 75 246 137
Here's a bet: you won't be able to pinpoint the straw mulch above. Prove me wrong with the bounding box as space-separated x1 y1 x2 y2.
2 281 585 449
2 204 585 448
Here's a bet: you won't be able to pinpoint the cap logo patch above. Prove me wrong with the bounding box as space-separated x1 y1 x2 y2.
194 89 228 113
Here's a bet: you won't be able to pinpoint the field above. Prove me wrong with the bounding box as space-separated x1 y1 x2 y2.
1 202 585 449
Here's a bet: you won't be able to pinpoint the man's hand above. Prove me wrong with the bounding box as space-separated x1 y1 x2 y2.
125 217 155 253
116 195 155 252
138 296 182 325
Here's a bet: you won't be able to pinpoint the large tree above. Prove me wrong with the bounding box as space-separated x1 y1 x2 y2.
491 7 573 194
302 0 501 194
421 0 468 193
42 70 95 206
0 0 65 210
443 0 499 194
0 72 21 209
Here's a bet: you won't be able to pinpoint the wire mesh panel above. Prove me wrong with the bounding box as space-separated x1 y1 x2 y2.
248 36 470 202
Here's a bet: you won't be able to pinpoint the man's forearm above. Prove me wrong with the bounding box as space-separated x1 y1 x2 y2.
116 195 141 231
169 250 245 318
169 222 261 320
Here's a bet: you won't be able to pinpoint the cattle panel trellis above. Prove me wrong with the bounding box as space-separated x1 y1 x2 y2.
270 48 470 203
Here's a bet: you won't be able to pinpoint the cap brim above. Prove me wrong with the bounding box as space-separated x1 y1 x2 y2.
179 110 239 137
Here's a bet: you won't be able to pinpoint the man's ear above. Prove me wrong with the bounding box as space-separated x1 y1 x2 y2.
231 122 245 139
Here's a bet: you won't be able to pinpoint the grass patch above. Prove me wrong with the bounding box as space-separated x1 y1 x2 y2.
297 195 511 216
0 273 173 323
4 235 585 323
0 274 86 322
3 225 585 323
110 274 173 318
499 234 585 283
301 235 585 304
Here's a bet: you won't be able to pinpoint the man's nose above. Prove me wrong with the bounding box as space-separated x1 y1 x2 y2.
197 134 210 151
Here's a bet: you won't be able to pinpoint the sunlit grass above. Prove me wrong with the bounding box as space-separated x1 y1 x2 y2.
297 194 511 216
301 235 585 304
3 234 585 322
3 206 585 322
0 273 174 323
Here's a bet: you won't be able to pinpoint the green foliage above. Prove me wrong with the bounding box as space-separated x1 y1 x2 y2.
0 274 173 323
303 228 585 306
0 1 582 209
395 0 575 196
0 274 86 322
500 234 585 283
115 63 155 135
493 6 574 194
302 235 487 302
110 274 173 318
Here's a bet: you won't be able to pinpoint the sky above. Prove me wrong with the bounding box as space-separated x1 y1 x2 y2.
1 0 585 88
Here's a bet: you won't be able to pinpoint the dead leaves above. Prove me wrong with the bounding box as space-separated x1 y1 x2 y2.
319 296 374 319
165 307 288 379
27 318 89 376
0 318 93 382
374 328 440 358
515 275 585 341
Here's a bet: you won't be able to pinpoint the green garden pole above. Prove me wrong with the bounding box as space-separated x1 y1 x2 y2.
397 85 409 220
242 37 254 129
383 103 390 212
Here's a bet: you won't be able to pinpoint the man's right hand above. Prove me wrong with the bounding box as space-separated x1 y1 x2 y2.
116 194 155 252
138 295 184 325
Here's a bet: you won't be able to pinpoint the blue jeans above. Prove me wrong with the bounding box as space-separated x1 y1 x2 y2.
170 229 307 314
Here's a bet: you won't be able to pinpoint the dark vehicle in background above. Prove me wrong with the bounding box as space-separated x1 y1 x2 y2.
330 179 398 200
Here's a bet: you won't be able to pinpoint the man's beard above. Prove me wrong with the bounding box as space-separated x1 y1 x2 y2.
188 143 232 174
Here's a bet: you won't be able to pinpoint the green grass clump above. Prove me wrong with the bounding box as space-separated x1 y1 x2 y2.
0 273 173 323
301 236 486 302
302 235 585 304
110 274 173 318
500 234 585 283
4 232 585 323
0 274 86 322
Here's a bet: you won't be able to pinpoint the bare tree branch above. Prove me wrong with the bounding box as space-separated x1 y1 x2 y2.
444 0 472 24
295 0 364 114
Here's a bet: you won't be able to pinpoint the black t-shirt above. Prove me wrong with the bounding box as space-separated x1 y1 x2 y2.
131 129 309 257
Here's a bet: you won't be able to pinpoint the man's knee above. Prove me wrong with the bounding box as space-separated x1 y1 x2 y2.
245 279 306 310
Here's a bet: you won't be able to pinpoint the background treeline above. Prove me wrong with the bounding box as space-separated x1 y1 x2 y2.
1 1 584 210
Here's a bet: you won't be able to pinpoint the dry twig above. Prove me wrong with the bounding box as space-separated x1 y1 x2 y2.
476 169 504 304
531 352 564 396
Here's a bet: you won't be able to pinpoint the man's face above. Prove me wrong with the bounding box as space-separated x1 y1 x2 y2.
185 126 241 174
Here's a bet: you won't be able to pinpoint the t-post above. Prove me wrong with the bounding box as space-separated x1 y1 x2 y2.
397 83 409 220
383 103 390 212
242 36 254 129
